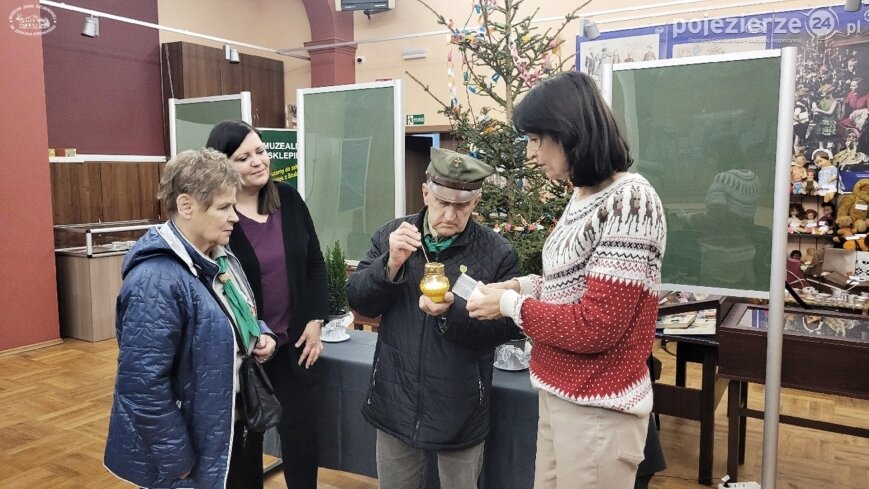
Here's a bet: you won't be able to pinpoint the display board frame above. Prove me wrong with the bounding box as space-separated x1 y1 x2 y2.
168 92 252 157
605 49 791 299
297 80 405 260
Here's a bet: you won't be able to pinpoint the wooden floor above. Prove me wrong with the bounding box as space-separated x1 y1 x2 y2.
1 339 866 489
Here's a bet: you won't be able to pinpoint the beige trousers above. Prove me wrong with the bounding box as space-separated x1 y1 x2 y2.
534 390 648 489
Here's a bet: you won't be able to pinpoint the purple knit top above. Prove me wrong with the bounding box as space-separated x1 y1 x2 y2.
237 210 293 346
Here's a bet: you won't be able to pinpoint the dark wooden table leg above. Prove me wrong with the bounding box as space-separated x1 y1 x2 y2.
727 379 741 482
648 355 661 429
697 347 715 485
739 380 747 464
675 343 687 387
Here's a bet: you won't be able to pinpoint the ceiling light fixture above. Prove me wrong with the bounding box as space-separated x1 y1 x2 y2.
581 19 601 40
81 15 99 37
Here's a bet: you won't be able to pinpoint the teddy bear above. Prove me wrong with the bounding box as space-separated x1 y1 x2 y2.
833 178 869 245
834 215 856 246
844 233 869 251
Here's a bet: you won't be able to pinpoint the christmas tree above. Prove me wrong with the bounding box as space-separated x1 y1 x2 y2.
407 0 590 274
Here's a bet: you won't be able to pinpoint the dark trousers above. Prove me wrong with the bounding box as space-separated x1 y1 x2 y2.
227 418 264 488
232 342 321 488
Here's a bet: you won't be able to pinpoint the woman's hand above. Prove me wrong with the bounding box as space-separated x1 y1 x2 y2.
295 321 324 369
467 284 507 320
252 334 276 363
486 279 520 292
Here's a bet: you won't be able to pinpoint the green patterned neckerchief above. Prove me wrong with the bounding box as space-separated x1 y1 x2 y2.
215 255 260 350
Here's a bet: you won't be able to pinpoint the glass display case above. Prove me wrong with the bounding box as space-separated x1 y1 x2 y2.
656 291 736 338
658 290 728 313
54 220 161 341
726 303 869 342
718 303 869 396
54 219 161 257
717 302 869 482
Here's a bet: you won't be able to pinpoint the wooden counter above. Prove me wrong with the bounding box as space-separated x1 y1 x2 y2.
55 251 124 342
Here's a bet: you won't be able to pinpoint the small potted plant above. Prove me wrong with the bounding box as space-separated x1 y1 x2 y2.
323 240 351 342
325 240 348 318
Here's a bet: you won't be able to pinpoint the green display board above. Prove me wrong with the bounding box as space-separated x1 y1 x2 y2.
260 128 298 187
610 54 782 297
298 81 404 261
170 93 250 157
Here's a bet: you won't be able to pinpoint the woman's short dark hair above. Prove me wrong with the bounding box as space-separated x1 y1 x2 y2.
206 120 280 215
513 71 633 187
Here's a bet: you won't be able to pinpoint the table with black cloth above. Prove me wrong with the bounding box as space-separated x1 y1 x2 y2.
266 329 665 488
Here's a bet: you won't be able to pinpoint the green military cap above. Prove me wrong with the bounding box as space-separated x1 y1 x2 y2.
426 147 494 203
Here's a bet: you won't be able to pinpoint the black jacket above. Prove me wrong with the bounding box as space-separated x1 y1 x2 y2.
229 182 329 349
347 210 522 450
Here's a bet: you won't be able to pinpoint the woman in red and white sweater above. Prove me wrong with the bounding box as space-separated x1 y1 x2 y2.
468 71 666 489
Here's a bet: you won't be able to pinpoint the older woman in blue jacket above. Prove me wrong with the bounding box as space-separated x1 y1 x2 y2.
104 148 276 488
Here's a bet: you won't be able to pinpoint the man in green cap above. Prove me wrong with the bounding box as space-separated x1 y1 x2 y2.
348 147 523 488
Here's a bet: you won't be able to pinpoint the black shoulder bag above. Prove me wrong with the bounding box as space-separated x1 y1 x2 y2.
196 268 282 433
233 326 283 433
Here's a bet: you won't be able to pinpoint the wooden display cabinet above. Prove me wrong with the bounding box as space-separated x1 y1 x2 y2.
161 41 285 129
718 303 869 482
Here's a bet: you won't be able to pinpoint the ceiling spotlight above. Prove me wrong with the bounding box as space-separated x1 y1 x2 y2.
845 0 862 13
224 44 240 64
81 15 99 38
581 19 600 41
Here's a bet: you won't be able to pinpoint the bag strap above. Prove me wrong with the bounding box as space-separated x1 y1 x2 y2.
194 264 252 358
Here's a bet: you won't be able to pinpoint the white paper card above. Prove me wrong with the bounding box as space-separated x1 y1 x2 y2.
452 273 480 301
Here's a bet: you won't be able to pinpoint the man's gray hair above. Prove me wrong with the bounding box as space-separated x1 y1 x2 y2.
157 148 243 215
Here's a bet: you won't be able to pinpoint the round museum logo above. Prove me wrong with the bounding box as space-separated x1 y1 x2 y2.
8 4 56 36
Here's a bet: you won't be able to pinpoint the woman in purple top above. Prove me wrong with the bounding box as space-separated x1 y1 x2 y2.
207 120 329 489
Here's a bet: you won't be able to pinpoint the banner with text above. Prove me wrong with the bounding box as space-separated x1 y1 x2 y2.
259 128 298 187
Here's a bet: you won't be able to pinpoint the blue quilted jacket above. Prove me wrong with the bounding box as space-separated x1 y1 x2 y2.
104 222 265 488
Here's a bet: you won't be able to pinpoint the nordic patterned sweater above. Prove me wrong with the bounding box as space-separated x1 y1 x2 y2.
499 173 666 416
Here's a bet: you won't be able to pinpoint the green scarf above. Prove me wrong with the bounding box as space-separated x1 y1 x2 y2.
424 234 455 254
216 255 260 351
